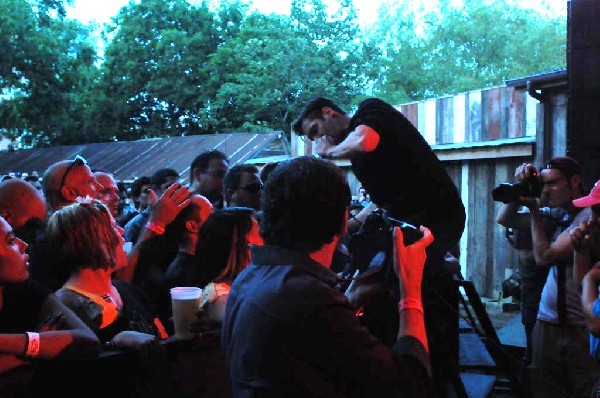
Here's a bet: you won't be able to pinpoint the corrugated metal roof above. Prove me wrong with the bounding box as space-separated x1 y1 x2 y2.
0 132 289 184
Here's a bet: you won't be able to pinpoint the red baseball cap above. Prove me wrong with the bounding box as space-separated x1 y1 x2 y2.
573 180 600 208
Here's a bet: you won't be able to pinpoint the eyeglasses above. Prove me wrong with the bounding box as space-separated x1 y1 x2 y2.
60 155 88 191
239 183 263 194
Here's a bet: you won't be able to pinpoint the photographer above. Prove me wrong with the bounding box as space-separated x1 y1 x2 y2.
496 157 600 398
222 156 435 397
293 97 465 396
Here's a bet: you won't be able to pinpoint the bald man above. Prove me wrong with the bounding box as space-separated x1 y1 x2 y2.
29 157 102 291
0 178 47 244
94 171 120 218
42 157 102 213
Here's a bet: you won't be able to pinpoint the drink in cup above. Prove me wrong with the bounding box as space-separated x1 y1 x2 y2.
170 287 202 340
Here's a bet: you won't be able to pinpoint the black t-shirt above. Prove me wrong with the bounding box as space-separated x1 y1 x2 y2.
349 98 465 252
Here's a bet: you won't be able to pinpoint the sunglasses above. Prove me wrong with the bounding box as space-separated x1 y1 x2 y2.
60 155 88 191
239 183 263 194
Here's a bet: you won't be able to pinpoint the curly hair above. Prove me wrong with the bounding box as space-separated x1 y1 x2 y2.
46 199 120 271
260 156 350 251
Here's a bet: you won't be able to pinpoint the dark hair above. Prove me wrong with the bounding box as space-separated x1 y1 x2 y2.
189 150 228 182
292 97 346 135
46 200 120 271
544 156 585 191
24 175 39 182
129 176 151 198
224 164 260 191
136 195 203 271
261 156 350 251
259 162 279 184
544 156 582 179
197 207 255 285
150 168 179 188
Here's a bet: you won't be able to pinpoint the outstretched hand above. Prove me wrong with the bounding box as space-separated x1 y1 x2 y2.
393 225 434 298
148 183 191 227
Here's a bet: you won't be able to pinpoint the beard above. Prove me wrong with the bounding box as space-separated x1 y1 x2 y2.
14 218 45 246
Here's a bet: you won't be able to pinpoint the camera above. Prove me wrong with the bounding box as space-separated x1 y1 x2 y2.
345 208 422 281
492 174 543 204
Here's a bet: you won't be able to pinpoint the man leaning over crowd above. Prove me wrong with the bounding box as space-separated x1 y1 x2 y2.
222 156 435 397
497 156 600 398
28 156 103 291
293 96 465 396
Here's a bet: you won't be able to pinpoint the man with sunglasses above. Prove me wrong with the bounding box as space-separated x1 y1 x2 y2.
224 164 263 211
41 155 102 213
26 156 102 291
497 157 600 398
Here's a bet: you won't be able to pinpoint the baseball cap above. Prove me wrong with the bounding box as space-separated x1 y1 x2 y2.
573 180 600 208
543 156 582 179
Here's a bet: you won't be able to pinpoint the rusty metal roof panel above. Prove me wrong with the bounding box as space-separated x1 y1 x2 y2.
0 132 289 184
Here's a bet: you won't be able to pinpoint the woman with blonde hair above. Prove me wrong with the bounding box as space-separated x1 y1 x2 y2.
47 199 179 396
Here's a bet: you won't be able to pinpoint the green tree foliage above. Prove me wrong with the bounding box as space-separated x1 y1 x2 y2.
202 0 379 133
372 0 566 103
0 0 567 147
0 0 98 147
89 0 218 141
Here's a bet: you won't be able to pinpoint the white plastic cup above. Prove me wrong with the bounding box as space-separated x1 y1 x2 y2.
169 287 202 340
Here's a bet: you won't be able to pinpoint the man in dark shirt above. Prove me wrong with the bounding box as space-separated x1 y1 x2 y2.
222 156 434 397
293 97 466 396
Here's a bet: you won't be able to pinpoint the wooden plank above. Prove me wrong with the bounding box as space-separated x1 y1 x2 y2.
486 88 502 140
454 93 467 144
468 90 482 142
508 88 524 138
424 99 437 145
436 97 454 144
401 103 418 128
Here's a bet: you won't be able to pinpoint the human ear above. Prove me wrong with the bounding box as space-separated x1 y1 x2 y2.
322 106 335 116
185 219 200 234
60 185 76 202
0 209 12 224
192 168 202 182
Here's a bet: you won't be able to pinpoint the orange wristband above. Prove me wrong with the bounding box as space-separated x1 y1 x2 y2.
145 221 165 235
398 298 424 315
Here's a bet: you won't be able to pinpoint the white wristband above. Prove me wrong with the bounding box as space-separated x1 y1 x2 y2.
25 331 40 357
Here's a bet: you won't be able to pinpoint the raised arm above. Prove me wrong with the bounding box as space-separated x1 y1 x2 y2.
393 225 434 351
114 183 191 282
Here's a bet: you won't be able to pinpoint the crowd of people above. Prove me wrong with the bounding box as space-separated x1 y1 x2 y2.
2 95 600 398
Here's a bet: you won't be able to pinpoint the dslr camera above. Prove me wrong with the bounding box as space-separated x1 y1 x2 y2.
492 173 543 204
344 208 422 282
